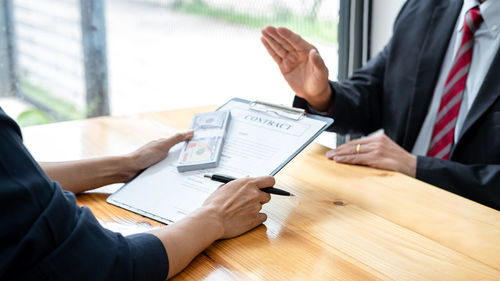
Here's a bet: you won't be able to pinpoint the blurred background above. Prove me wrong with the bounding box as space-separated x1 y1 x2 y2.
0 0 338 126
1 0 405 147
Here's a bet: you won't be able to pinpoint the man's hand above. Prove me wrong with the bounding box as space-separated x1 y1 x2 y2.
326 133 417 177
201 176 273 239
261 26 332 111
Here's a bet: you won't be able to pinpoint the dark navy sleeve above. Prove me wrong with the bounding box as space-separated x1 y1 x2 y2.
416 156 500 210
0 108 169 281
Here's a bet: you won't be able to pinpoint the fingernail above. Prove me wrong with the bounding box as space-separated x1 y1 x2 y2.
326 150 335 158
333 156 342 162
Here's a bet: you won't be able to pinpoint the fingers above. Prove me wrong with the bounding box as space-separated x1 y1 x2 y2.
253 175 276 189
326 142 370 159
258 212 268 224
261 36 282 64
328 133 417 177
327 134 382 159
276 26 315 52
261 25 315 65
236 176 273 203
236 212 267 239
250 212 268 230
227 176 275 203
331 153 373 166
162 130 194 149
261 31 290 60
262 26 296 53
221 176 274 202
328 136 382 165
253 177 273 204
259 191 271 204
206 177 272 239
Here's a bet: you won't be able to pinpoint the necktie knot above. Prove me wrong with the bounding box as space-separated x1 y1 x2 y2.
464 7 483 35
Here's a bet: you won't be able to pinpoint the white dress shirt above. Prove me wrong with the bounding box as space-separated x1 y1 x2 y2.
412 0 500 155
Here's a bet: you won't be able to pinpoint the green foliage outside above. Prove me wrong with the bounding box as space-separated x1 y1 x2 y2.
173 1 337 44
16 108 52 127
19 79 85 126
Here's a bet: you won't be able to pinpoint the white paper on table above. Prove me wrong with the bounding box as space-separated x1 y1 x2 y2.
107 99 332 223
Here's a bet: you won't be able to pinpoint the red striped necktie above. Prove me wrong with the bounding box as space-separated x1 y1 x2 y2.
427 7 483 160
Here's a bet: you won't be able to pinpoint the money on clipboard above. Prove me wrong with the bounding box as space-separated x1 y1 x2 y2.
177 111 231 172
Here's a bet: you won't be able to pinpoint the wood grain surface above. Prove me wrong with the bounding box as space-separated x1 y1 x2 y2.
21 106 500 281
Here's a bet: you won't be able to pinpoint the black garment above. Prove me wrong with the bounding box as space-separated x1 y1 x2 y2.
0 107 169 281
294 0 500 210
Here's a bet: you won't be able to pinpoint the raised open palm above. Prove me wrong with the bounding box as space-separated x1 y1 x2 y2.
261 26 331 110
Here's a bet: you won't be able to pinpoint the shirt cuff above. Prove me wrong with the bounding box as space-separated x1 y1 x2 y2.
306 104 329 115
292 82 336 116
127 233 169 281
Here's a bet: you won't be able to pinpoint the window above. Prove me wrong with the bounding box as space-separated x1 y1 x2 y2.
106 0 339 115
0 0 339 127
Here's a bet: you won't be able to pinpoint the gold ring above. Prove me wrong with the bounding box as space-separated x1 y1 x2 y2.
356 144 361 154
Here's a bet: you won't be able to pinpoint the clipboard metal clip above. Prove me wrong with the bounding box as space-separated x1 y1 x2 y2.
248 101 305 121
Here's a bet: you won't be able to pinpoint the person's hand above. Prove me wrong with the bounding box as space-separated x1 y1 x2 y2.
261 26 331 111
201 176 274 239
39 130 194 193
149 176 274 278
124 130 194 180
326 133 417 177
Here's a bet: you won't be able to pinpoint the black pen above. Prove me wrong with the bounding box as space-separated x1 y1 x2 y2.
204 174 295 196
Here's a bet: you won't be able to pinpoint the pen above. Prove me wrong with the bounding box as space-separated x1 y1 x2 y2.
204 174 295 196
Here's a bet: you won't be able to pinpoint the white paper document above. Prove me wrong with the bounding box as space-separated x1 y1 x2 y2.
107 99 332 223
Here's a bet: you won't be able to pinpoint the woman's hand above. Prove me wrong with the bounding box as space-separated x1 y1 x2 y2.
150 176 274 279
201 176 274 239
40 130 193 193
123 130 194 181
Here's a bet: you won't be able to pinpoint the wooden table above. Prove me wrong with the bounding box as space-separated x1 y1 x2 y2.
22 106 500 281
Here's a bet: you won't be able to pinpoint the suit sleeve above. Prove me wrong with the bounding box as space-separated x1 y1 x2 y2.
417 156 500 210
294 1 414 135
293 41 390 135
0 111 169 281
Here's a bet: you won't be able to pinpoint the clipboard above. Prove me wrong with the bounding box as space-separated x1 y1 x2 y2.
219 98 333 175
107 98 333 224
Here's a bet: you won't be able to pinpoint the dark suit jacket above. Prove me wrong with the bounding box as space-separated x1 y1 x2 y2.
294 0 500 210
